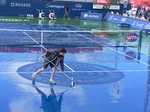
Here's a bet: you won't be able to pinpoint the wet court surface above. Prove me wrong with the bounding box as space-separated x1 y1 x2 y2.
1 47 150 112
0 21 150 112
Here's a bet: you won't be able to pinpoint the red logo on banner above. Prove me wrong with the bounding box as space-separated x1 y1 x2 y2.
126 33 138 42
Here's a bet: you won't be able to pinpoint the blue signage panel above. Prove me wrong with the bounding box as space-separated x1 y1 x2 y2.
80 12 103 20
142 29 150 34
0 0 92 18
104 13 150 30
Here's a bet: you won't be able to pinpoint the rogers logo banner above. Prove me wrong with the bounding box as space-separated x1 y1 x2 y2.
10 2 31 7
126 33 138 42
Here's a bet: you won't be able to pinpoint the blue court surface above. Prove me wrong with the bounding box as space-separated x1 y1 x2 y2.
0 24 150 112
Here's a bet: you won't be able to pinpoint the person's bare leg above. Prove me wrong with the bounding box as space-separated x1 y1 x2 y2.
32 68 46 80
49 67 56 84
35 68 46 74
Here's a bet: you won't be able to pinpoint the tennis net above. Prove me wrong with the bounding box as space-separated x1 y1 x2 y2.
0 29 141 47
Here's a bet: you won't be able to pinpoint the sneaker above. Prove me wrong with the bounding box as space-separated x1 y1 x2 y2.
32 73 36 80
49 80 57 84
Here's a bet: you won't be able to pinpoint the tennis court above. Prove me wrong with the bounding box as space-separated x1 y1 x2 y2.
0 17 150 112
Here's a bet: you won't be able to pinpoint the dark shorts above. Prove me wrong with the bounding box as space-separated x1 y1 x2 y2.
43 59 58 69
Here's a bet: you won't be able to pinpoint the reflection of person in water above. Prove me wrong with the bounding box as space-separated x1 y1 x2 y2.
49 20 55 25
35 86 63 112
63 18 69 26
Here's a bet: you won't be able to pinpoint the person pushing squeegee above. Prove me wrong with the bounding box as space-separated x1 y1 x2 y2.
23 32 74 87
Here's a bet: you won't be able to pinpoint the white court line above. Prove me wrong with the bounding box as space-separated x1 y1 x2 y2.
23 32 75 72
1 69 150 74
66 26 150 67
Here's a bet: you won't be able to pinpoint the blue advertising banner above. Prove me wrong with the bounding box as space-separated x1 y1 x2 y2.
0 0 92 18
104 13 150 30
80 12 103 20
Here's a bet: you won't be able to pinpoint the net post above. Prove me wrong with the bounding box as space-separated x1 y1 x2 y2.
41 31 44 46
137 30 143 60
138 30 143 48
41 31 44 53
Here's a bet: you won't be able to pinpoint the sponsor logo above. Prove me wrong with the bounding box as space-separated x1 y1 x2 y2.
75 4 82 8
121 18 126 23
10 2 31 7
83 14 99 18
88 15 99 18
0 0 6 6
93 4 103 9
108 15 113 21
142 30 146 33
72 8 85 11
82 21 99 26
145 24 150 29
126 33 138 42
84 14 88 17
26 14 34 17
113 18 118 21
45 4 64 9
0 18 30 22
132 21 136 26
135 22 144 27
110 5 120 10
72 3 85 11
